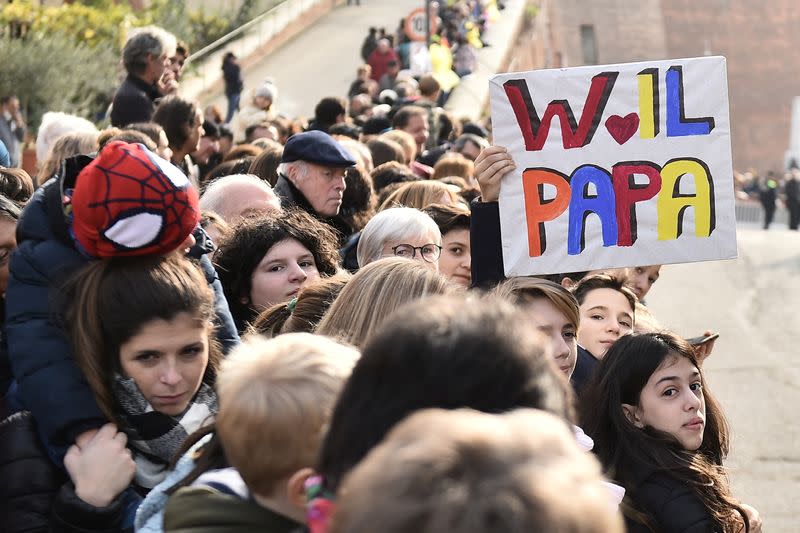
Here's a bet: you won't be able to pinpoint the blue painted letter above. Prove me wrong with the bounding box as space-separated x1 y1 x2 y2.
666 66 715 137
568 165 618 255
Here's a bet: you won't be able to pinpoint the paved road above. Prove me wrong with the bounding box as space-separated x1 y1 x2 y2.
647 222 800 532
207 0 421 119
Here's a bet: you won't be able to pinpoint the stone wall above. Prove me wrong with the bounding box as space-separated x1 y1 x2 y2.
544 0 799 171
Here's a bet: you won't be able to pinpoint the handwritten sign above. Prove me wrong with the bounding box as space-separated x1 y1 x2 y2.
489 56 737 276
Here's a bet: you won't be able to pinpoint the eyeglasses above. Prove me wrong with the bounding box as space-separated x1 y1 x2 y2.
391 243 442 263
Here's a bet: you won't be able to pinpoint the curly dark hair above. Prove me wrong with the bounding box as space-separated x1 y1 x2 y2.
152 95 199 153
213 209 341 331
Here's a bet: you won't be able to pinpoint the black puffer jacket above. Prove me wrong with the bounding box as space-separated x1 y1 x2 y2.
0 411 63 532
624 455 721 532
0 411 128 533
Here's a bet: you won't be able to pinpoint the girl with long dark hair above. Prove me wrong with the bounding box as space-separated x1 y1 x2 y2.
579 332 761 532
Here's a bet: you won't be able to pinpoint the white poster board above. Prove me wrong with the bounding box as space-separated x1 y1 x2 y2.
489 56 737 276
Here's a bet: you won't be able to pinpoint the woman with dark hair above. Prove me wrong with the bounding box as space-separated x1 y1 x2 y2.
152 95 204 184
1 254 221 531
0 166 34 204
579 332 761 532
213 209 341 332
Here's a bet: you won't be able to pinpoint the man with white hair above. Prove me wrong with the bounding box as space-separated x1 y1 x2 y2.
110 26 177 127
199 174 282 224
274 131 356 223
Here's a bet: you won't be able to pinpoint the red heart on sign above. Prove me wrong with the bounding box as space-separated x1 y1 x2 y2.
605 113 640 144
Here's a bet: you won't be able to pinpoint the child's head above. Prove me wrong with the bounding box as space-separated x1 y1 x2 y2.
493 277 580 379
571 273 636 358
216 333 358 516
318 294 573 492
67 254 219 419
424 203 471 288
331 408 623 533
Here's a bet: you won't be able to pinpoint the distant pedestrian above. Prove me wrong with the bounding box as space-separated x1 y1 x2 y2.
784 170 800 230
0 95 26 168
759 172 778 230
222 52 244 124
367 39 400 82
360 27 378 62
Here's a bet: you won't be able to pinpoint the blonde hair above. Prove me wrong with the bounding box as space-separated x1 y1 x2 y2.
432 152 474 181
378 180 460 212
331 408 624 533
380 130 417 163
216 333 359 495
493 277 580 330
315 258 454 347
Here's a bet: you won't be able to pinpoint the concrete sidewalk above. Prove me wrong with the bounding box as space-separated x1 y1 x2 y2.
205 0 420 120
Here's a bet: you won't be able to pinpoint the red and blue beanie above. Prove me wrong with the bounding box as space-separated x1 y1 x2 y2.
72 141 200 258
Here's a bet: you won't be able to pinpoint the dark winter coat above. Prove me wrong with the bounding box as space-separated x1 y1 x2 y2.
625 459 721 532
110 74 161 128
164 486 304 533
222 61 244 96
570 346 599 397
0 411 129 533
469 198 505 288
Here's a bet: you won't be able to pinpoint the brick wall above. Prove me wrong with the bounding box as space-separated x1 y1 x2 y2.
660 0 800 172
545 0 799 171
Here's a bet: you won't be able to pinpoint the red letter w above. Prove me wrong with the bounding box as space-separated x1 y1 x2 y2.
503 72 618 151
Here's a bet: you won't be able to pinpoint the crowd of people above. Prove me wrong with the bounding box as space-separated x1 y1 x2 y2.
735 168 800 230
0 2 764 532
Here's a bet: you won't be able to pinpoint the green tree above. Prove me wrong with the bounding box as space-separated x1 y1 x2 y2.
0 35 118 130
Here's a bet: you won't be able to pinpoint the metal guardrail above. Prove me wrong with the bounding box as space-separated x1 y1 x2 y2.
181 0 324 98
186 0 287 66
734 201 788 225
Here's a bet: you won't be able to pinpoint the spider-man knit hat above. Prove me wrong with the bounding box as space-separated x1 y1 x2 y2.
72 141 200 258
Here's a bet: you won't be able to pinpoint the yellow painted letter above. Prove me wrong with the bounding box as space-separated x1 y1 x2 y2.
638 68 659 139
657 158 715 240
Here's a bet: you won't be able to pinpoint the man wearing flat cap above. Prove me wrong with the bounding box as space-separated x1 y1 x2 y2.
275 130 356 223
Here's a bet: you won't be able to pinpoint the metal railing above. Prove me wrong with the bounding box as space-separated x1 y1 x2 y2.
734 200 788 226
181 0 325 99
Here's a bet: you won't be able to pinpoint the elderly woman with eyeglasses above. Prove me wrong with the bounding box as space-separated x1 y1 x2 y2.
356 207 442 270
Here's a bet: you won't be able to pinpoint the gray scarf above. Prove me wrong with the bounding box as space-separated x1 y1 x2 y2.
112 375 217 489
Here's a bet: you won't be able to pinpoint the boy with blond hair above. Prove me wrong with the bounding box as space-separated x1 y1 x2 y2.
163 333 358 532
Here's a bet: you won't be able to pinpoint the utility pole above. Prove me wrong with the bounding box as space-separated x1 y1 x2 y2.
425 0 431 47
